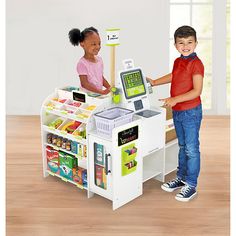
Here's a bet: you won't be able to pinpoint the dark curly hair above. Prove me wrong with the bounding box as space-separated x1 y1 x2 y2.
68 27 99 46
174 25 197 43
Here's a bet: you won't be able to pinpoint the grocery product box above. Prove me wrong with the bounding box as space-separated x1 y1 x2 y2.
59 151 77 180
46 146 59 174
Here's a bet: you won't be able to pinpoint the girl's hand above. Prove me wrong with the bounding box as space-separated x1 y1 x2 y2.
146 77 155 86
159 97 177 107
101 88 111 95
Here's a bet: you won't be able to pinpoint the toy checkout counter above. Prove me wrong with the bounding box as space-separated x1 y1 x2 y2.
41 64 178 210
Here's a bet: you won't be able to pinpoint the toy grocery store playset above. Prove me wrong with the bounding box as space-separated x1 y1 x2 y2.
41 30 178 210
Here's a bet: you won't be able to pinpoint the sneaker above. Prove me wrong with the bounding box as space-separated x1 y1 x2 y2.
161 177 185 192
175 185 197 202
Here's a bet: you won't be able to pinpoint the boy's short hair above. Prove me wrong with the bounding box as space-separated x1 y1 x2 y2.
174 25 197 43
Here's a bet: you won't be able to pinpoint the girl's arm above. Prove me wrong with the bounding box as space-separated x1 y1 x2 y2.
147 73 172 86
160 74 203 107
79 75 110 95
102 77 111 89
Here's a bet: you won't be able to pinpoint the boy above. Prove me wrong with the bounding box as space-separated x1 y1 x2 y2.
147 25 204 202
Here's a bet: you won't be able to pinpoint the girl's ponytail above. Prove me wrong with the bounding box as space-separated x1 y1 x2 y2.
69 27 98 46
68 28 82 46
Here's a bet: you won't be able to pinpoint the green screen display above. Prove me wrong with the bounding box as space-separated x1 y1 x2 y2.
121 69 146 99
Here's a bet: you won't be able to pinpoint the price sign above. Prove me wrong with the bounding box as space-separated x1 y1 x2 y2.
118 126 139 146
106 28 120 46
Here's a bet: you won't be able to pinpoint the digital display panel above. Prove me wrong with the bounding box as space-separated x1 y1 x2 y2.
120 69 146 99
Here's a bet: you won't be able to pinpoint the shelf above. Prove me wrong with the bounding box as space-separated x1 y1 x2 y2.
45 143 87 169
164 141 178 174
165 168 177 176
143 170 162 183
165 139 178 148
44 108 90 124
43 125 87 145
165 127 175 132
46 170 87 190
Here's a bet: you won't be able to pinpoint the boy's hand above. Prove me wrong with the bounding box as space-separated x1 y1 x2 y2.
159 97 177 107
146 77 155 86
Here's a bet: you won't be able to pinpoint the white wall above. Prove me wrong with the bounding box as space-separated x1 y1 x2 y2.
6 0 170 115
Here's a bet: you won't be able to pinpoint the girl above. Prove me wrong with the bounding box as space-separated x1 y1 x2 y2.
69 27 111 95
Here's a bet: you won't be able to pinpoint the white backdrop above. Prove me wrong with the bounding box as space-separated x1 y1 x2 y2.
6 0 170 115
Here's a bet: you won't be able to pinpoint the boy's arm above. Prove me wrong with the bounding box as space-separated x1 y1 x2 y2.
160 74 203 107
79 75 110 95
147 73 172 86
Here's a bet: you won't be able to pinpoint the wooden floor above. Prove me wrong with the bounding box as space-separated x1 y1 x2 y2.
6 116 230 236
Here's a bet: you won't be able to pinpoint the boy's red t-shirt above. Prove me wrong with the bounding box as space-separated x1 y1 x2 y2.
170 54 204 111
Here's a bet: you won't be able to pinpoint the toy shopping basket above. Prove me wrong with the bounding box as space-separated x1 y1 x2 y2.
94 107 134 136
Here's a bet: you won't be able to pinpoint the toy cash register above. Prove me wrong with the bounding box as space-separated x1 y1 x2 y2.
118 61 166 156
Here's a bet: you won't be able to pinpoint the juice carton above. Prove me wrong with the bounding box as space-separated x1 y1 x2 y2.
82 170 87 187
77 143 84 157
72 167 84 185
71 141 78 154
95 165 106 189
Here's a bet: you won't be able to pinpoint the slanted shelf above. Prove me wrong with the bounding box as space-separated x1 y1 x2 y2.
42 114 87 143
44 97 94 124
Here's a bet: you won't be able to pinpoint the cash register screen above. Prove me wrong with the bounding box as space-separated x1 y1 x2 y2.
120 69 146 99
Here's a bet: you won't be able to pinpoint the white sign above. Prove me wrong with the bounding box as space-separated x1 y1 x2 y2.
106 28 120 46
122 59 134 70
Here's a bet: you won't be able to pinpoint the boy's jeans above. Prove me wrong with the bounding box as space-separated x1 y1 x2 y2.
173 104 202 188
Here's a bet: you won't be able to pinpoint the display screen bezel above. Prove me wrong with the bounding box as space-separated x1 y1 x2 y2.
120 69 146 99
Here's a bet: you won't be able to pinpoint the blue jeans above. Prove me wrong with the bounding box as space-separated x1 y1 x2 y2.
173 104 202 188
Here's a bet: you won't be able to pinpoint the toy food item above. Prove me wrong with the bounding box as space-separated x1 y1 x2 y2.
66 140 71 151
52 98 59 101
76 113 89 119
48 118 63 129
59 152 77 180
56 137 62 147
83 145 87 158
52 135 58 145
46 146 59 174
61 121 81 134
71 141 78 154
68 101 81 107
79 127 86 138
72 167 84 185
72 130 80 136
47 133 52 144
46 102 55 109
48 162 59 173
62 138 67 149
72 126 86 139
65 108 74 114
82 170 87 187
59 99 67 103
72 102 81 107
86 105 96 111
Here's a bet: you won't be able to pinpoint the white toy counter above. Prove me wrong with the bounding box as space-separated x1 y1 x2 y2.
40 67 178 210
